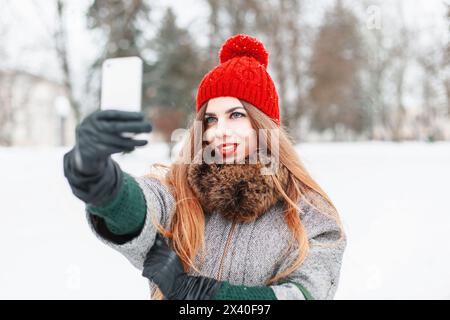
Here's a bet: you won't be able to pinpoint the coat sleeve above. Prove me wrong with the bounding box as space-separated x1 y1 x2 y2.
85 174 176 271
271 191 347 300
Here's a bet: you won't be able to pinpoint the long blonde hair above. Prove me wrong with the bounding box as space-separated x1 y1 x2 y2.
146 100 345 300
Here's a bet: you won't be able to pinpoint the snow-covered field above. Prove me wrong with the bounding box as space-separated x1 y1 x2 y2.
1 142 449 299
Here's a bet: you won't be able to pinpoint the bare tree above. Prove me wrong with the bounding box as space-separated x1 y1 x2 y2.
308 0 366 139
253 1 289 128
0 3 13 145
206 0 221 58
363 27 392 140
416 40 449 141
53 0 82 124
388 4 411 141
0 4 34 145
0 73 18 146
0 72 34 146
418 55 439 140
445 2 450 118
286 0 307 138
360 0 416 141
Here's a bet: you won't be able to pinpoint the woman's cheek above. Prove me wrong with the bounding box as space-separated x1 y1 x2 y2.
203 128 214 144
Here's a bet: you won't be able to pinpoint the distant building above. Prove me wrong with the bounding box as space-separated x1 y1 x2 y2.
0 70 76 146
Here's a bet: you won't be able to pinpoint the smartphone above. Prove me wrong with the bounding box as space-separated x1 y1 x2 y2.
101 56 143 112
101 56 144 140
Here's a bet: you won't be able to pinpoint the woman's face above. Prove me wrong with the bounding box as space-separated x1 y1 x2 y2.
203 97 257 163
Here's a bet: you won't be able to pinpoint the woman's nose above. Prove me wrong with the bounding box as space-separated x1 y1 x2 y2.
214 119 232 139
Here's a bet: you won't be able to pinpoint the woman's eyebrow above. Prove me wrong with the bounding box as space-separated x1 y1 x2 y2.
205 106 245 116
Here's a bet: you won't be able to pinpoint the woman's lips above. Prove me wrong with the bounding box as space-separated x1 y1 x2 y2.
217 143 239 156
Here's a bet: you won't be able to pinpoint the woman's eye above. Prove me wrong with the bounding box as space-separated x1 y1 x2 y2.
231 112 245 119
205 117 216 125
205 112 245 125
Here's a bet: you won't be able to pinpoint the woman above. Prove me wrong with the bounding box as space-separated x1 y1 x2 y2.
63 34 346 300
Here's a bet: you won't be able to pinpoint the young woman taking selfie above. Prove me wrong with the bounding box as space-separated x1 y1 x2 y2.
63 34 347 300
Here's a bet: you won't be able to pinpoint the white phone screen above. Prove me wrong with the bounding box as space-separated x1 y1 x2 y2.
101 56 143 112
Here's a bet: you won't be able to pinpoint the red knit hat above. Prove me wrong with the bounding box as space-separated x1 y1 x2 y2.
196 34 280 126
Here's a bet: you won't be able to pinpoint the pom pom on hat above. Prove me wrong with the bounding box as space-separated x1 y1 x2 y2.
219 34 269 69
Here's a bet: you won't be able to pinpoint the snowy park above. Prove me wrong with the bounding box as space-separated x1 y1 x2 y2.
1 141 449 299
1 0 449 300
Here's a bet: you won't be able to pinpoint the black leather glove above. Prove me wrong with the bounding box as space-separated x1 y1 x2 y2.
142 233 223 300
63 109 152 206
72 109 151 175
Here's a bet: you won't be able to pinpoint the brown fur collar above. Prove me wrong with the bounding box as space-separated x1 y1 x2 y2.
187 158 289 223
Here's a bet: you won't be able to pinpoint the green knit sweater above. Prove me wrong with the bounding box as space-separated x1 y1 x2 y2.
87 172 146 235
215 281 313 300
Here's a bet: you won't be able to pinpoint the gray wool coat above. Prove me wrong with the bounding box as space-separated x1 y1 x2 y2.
85 171 347 300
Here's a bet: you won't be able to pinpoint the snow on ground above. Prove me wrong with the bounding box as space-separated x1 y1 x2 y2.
0 142 449 299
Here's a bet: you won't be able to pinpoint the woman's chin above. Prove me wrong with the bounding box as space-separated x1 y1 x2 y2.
213 153 244 164
216 154 238 164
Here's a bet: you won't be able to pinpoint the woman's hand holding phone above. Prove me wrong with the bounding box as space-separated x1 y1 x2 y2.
73 110 152 176
63 57 149 208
